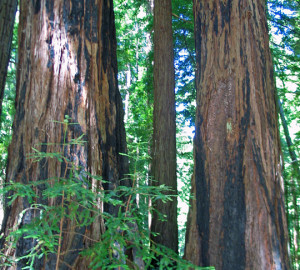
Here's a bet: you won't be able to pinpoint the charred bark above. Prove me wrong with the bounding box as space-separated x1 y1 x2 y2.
0 0 129 269
151 0 178 260
185 1 290 269
0 0 18 123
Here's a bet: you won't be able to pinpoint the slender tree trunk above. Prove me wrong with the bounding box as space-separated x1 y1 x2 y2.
278 99 299 267
278 100 300 177
151 0 178 258
185 1 290 269
0 0 130 269
0 0 18 123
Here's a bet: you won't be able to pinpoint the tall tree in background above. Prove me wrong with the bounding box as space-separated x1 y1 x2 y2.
185 0 290 269
268 1 300 266
0 0 18 123
151 0 178 258
114 0 154 224
0 0 129 268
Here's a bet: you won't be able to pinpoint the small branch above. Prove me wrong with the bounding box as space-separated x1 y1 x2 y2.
60 230 100 243
172 13 193 24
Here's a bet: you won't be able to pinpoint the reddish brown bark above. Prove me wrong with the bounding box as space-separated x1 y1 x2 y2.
185 1 290 269
0 0 18 122
0 0 129 269
151 0 178 257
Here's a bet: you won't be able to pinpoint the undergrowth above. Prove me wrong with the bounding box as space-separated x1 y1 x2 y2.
0 117 214 270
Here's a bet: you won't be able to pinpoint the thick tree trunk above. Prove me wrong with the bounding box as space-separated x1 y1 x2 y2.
151 0 178 257
185 1 290 269
0 0 18 123
0 0 129 269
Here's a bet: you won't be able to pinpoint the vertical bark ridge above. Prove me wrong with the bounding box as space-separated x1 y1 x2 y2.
1 0 128 269
151 0 178 261
185 1 290 269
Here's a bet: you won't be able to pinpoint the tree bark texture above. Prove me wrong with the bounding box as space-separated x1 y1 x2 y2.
0 0 129 269
0 0 18 123
151 0 178 255
185 1 290 269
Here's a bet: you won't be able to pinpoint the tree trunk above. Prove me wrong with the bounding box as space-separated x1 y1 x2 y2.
185 1 290 269
278 99 299 267
278 100 300 177
0 0 18 124
0 0 129 269
151 0 178 258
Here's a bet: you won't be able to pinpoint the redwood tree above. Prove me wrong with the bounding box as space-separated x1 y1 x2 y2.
151 0 178 258
0 0 18 122
0 0 129 268
185 0 290 269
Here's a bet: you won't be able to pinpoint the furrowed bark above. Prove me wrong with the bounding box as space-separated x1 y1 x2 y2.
0 0 129 269
151 0 178 259
185 1 290 269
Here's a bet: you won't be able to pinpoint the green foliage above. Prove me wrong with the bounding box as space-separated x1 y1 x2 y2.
0 16 18 180
268 1 300 268
172 0 196 256
114 0 154 181
173 0 196 127
177 131 193 256
114 0 154 251
0 118 210 269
